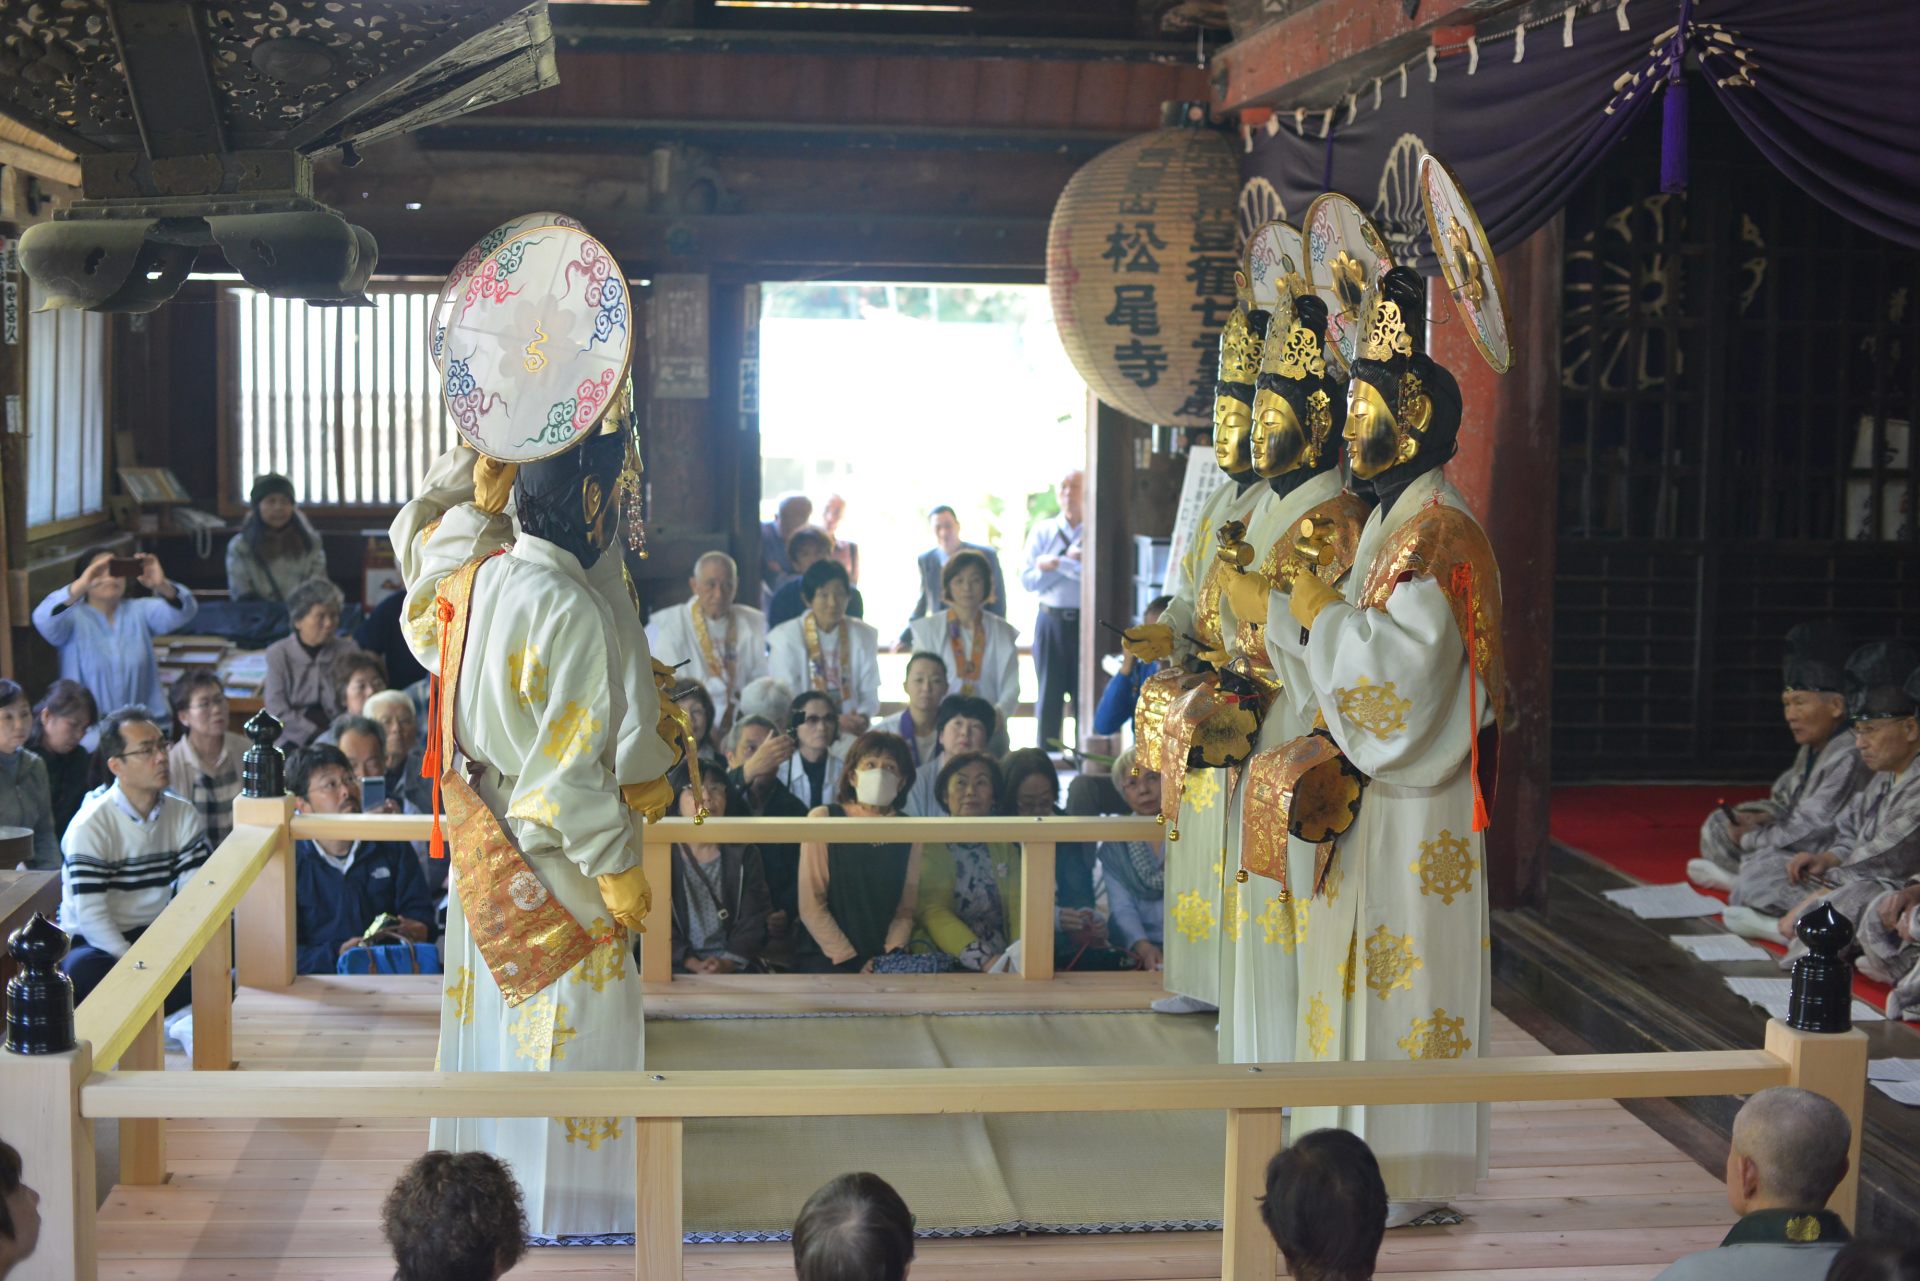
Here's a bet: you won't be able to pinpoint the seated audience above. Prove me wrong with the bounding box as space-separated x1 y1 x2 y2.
57 708 210 1011
667 755 771 974
364 689 432 815
727 713 807 925
1693 623 1864 892
31 547 197 729
1652 1087 1852 1279
781 690 850 811
0 681 55 871
27 679 97 840
1093 594 1173 738
329 715 404 811
821 493 860 584
761 492 813 608
1853 872 1920 1021
263 579 353 749
226 472 329 605
672 681 721 759
998 747 1116 968
792 1171 915 1281
796 731 922 973
645 551 769 733
1726 643 1920 942
166 670 251 848
1260 1128 1388 1281
769 560 880 736
290 745 434 974
336 649 388 720
899 694 994 817
875 651 949 770
1826 1241 1920 1281
1098 747 1166 971
769 525 867 630
355 586 429 691
916 751 1016 971
903 504 1008 644
904 550 1020 740
382 1150 526 1281
738 674 795 726
0 1139 40 1280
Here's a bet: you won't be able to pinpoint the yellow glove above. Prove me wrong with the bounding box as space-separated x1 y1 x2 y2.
1122 623 1174 662
1224 569 1274 630
1288 572 1341 630
621 776 674 823
473 456 518 514
595 864 652 933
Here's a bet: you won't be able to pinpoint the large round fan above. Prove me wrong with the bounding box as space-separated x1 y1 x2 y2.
1303 193 1394 371
1419 154 1512 374
1243 220 1305 323
439 227 634 463
430 210 586 372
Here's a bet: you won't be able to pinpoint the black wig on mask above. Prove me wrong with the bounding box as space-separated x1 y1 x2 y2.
512 427 629 571
1254 295 1348 502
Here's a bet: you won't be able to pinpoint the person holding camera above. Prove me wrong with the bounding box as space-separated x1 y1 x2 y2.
778 689 850 810
289 744 435 974
31 546 197 732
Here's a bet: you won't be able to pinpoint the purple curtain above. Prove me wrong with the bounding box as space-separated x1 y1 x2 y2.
1240 0 1920 256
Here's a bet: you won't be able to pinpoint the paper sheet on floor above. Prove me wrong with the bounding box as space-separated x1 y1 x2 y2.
1671 934 1774 962
1601 883 1727 918
1868 1058 1920 1082
1871 1079 1920 1105
1724 976 1884 1023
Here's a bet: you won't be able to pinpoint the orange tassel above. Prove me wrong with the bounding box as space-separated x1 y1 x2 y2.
1452 563 1490 833
422 596 456 860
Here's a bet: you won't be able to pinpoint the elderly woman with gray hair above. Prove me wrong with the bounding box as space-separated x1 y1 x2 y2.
262 578 353 748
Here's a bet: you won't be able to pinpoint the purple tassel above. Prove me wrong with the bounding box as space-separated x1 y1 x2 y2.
1660 0 1692 194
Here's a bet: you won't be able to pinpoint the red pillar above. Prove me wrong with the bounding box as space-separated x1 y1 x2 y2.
1431 215 1563 910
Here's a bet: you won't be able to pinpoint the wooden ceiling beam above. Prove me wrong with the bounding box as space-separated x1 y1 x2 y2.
423 115 1136 156
551 20 1198 63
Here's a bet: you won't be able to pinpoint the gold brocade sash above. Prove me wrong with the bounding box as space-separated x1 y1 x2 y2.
1241 731 1364 897
437 554 600 1007
1133 667 1206 775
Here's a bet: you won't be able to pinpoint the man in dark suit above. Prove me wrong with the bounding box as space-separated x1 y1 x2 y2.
898 505 1009 647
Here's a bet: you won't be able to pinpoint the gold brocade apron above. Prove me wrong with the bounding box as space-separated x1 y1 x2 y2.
434 553 600 1007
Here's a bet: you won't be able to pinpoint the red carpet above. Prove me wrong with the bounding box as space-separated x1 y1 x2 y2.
1550 783 1903 1019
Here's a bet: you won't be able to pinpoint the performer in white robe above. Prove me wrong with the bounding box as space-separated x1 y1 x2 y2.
767 560 881 729
905 599 1019 735
397 409 676 1238
645 550 769 732
1215 291 1369 1068
1270 267 1503 1210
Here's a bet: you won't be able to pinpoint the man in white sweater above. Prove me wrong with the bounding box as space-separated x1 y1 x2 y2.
57 708 212 1013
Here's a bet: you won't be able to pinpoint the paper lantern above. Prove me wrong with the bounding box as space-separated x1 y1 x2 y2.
1047 102 1242 429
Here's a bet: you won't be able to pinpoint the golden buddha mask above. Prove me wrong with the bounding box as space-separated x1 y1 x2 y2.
1344 377 1430 479
1250 385 1307 480
1214 391 1253 473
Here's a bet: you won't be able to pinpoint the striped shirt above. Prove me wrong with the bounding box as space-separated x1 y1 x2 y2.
57 783 212 957
168 733 250 848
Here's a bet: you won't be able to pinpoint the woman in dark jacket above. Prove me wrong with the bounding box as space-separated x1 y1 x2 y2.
27 679 97 839
666 756 771 974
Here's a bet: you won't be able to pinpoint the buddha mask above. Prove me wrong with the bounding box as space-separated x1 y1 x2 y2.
1213 390 1254 473
1250 384 1306 479
1344 375 1430 480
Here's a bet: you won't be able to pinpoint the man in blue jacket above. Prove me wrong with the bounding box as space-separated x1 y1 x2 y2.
290 744 435 974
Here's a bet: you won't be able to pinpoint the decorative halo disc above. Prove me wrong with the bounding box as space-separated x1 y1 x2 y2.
430 210 586 372
1303 193 1394 371
440 227 634 463
1418 154 1511 374
1244 220 1306 326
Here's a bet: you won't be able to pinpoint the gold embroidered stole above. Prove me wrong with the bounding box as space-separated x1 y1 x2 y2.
689 604 737 698
1133 666 1207 774
802 613 849 702
946 612 986 696
436 554 600 1007
1236 490 1370 682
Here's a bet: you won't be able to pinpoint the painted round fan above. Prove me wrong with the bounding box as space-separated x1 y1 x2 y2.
1303 193 1394 371
430 210 586 372
1419 154 1512 374
1243 220 1305 323
438 226 634 463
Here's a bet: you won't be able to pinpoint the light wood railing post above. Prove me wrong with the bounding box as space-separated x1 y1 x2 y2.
233 795 298 989
119 1010 166 1187
1 1043 96 1281
641 829 672 982
1764 1019 1869 1227
1222 1107 1283 1281
1019 841 1055 981
634 1117 684 1281
191 918 234 1071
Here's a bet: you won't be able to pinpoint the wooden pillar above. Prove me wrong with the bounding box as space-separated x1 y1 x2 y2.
233 795 297 989
119 1010 165 1186
190 918 233 1071
640 832 672 982
1082 394 1140 756
1764 1019 1869 1227
0 1044 96 1281
1221 1107 1284 1281
1434 215 1564 911
1018 842 1056 981
634 1117 684 1281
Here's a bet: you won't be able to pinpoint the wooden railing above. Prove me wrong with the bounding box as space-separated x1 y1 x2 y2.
0 804 1872 1281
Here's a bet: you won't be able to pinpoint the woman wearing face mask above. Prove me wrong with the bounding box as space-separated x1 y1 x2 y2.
26 680 96 840
1097 747 1167 971
915 751 1016 971
0 680 55 871
794 730 922 973
227 473 330 605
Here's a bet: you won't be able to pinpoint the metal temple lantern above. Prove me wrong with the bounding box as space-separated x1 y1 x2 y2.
1046 101 1241 431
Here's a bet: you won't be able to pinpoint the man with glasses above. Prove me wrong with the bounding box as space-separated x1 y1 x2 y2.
57 708 212 1010
289 744 435 975
1725 642 1920 942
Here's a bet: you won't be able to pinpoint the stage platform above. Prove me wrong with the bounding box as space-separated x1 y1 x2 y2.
98 972 1745 1280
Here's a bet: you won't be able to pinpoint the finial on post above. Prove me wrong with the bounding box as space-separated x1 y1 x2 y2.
1788 901 1855 1033
242 709 287 799
5 912 75 1055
